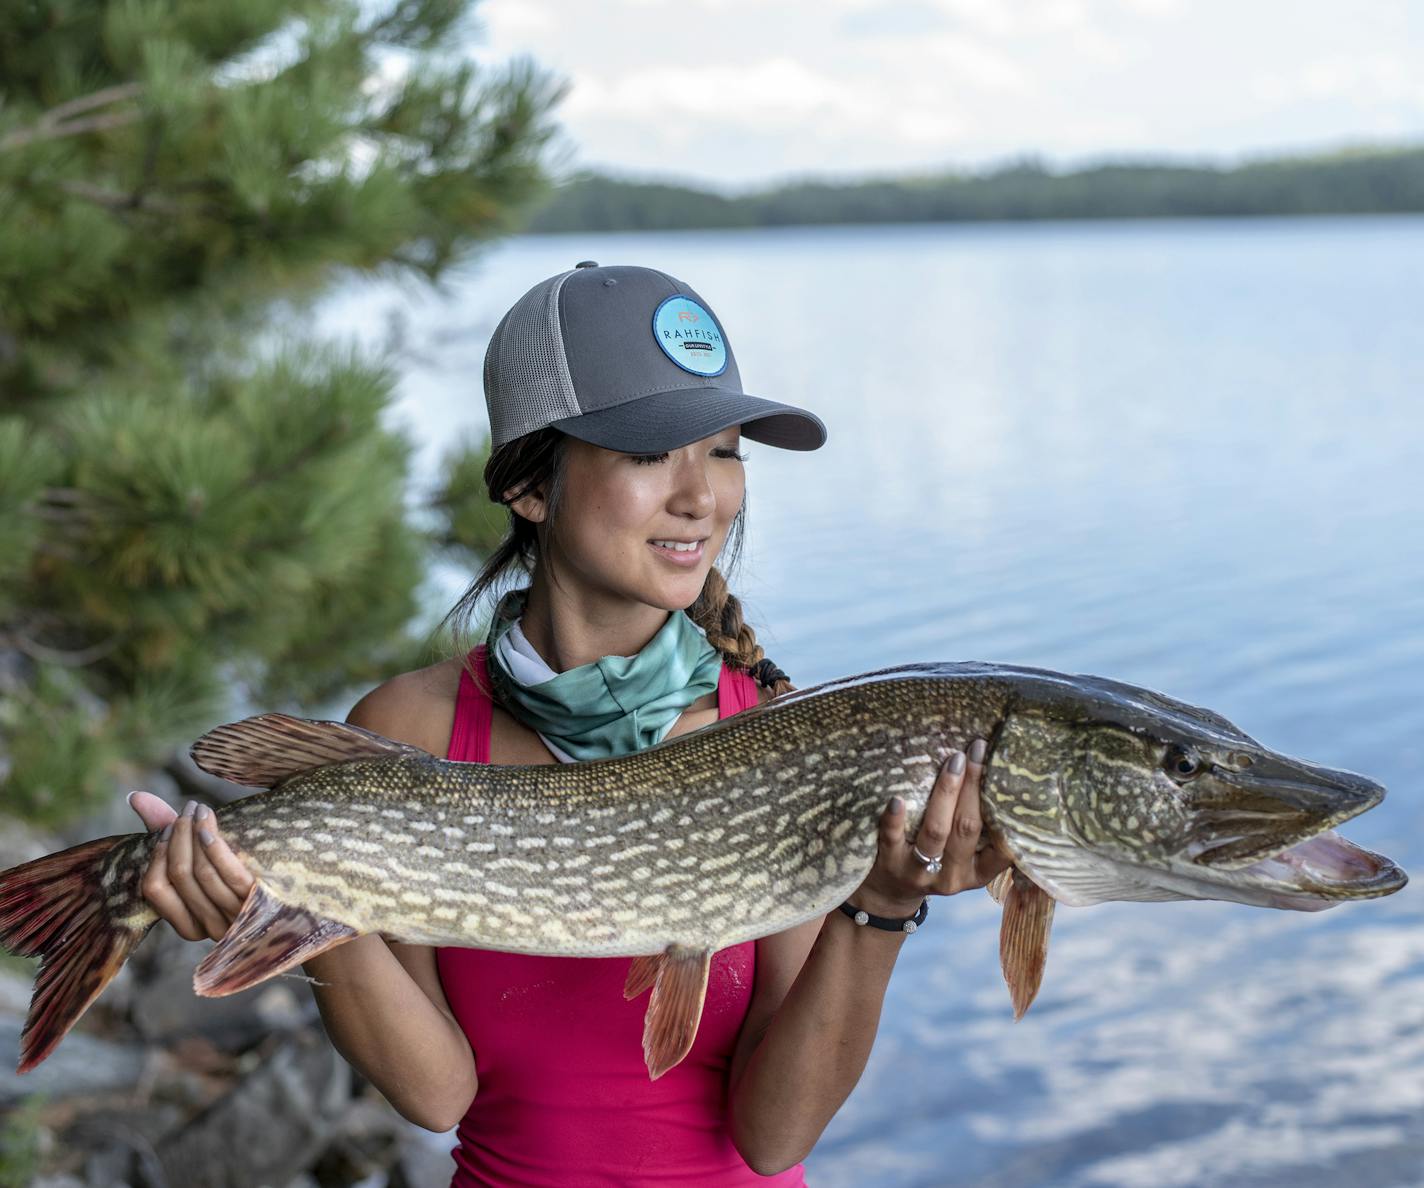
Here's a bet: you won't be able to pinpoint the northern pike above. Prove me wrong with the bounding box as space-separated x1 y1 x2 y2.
0 663 1406 1078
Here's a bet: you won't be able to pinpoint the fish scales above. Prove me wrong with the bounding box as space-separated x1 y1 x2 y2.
3 660 1406 1077
188 671 1003 956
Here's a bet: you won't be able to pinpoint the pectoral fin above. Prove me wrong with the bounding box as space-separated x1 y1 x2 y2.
193 882 358 997
622 945 712 1081
999 869 1056 1020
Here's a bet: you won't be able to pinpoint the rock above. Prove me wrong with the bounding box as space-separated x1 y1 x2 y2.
0 816 62 870
54 771 182 851
127 926 317 1050
154 1030 351 1188
0 1016 150 1105
389 1121 458 1188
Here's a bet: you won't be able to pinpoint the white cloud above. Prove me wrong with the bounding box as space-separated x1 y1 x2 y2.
928 0 1092 37
1255 55 1424 107
478 0 556 38
463 0 1424 186
566 58 876 129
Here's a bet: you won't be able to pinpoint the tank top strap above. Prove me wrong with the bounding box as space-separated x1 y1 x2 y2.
448 644 493 763
717 661 761 718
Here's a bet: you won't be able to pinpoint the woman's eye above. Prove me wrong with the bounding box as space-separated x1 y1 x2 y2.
630 447 746 465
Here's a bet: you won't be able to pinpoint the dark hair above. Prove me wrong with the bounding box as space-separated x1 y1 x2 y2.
437 427 793 697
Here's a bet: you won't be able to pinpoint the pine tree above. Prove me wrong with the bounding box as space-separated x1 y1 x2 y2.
0 0 560 824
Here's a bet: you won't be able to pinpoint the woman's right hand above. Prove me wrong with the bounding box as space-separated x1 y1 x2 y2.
129 791 255 942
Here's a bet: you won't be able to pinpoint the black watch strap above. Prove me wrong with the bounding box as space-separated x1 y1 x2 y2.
837 897 929 934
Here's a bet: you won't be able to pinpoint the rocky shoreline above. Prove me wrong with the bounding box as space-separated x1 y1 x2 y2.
0 799 455 1188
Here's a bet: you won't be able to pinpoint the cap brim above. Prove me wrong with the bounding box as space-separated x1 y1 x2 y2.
548 388 826 453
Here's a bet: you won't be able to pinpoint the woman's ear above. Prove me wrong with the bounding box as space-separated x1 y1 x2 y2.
506 485 548 524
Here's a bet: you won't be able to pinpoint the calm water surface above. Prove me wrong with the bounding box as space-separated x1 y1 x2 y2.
317 216 1424 1187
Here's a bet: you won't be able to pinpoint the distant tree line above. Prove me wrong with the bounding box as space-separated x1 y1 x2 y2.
527 145 1424 232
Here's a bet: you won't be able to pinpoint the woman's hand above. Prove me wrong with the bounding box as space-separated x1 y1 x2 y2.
851 738 1012 917
128 791 255 942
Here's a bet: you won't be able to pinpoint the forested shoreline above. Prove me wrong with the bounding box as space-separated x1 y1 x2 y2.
527 145 1424 232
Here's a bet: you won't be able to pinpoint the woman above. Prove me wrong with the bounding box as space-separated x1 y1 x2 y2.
128 262 1012 1185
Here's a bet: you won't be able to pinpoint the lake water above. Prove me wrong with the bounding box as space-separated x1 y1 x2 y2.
316 216 1424 1187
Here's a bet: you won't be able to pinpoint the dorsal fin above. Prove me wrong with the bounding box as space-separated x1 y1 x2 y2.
190 713 427 788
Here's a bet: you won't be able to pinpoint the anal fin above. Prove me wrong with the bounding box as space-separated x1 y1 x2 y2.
193 882 358 997
622 945 712 1081
999 868 1056 1021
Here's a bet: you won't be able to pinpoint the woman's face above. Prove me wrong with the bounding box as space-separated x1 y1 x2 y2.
531 427 746 614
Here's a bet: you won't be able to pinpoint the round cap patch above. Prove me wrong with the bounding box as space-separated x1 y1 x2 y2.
651 296 727 377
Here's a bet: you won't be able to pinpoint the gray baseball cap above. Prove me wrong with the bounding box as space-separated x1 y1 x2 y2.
483 261 826 453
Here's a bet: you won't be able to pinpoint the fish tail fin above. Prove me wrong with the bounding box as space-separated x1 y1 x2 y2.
0 835 156 1073
193 881 357 997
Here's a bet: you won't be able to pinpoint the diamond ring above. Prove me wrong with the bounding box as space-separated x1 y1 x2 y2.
912 845 944 876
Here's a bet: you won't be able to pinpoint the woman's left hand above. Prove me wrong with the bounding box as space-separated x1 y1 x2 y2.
850 737 1013 917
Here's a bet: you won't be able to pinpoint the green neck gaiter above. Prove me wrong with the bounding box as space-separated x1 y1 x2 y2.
483 588 723 762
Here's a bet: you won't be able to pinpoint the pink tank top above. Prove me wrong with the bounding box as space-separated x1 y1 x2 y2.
436 646 808 1187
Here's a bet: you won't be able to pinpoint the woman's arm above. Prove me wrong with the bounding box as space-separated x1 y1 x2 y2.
302 933 475 1132
129 672 478 1132
299 677 478 1131
726 740 1009 1174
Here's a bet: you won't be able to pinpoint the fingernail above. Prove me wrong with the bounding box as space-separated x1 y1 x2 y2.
199 829 215 847
889 796 904 814
182 801 197 819
160 823 174 842
126 791 139 808
968 739 987 764
194 804 210 822
949 750 966 775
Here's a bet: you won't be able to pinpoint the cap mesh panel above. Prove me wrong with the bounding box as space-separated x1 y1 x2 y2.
484 270 581 448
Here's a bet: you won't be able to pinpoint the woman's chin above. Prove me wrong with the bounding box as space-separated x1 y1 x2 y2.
642 571 712 613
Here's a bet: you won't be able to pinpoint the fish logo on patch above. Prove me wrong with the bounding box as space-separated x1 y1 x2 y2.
652 296 727 377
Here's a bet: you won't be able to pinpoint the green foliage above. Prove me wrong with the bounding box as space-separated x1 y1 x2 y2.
527 145 1424 232
0 1 562 824
0 1097 45 1188
432 432 506 558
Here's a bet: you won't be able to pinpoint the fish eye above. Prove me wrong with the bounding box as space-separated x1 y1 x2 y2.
1164 746 1201 779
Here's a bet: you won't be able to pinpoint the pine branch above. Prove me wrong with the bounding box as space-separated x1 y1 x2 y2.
56 181 185 217
41 83 144 127
1 83 145 152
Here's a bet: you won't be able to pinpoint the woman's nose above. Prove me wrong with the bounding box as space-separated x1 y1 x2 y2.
669 460 717 518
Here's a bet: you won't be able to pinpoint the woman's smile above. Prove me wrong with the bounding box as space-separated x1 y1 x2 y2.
648 537 707 566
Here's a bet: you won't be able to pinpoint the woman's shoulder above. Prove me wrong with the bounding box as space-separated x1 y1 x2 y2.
346 656 466 753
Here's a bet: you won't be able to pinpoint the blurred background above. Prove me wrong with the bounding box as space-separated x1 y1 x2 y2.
2 2 1421 1185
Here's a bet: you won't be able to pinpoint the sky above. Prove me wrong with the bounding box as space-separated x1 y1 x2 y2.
467 0 1424 190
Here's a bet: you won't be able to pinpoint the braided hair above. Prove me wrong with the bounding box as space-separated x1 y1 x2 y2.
437 427 793 696
685 566 793 697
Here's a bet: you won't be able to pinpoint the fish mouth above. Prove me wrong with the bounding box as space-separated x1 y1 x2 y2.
1234 829 1407 911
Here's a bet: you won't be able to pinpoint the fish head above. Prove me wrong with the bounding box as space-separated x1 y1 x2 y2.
984 671 1407 911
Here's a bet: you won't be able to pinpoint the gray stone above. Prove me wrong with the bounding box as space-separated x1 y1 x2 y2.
127 926 316 1049
154 1030 351 1188
390 1121 458 1188
0 1018 149 1105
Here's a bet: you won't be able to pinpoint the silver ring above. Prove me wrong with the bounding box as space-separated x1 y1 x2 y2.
912 845 944 876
